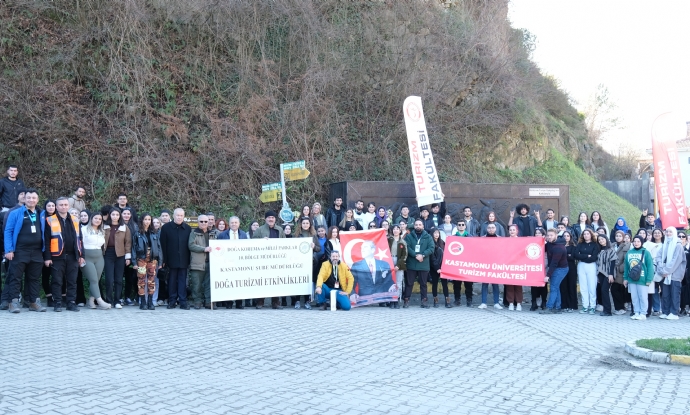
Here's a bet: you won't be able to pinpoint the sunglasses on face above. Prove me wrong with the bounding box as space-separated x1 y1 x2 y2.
198 221 208 223
457 224 466 227
679 234 687 239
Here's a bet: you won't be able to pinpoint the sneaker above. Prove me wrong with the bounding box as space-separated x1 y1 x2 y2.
294 301 301 310
125 298 134 306
509 303 514 311
631 314 639 320
493 304 503 310
666 314 679 320
157 300 165 306
77 303 85 307
516 303 522 311
466 299 472 307
613 309 626 315
478 303 487 309
539 308 555 314
595 305 603 311
624 302 631 311
637 314 647 320
652 311 660 316
304 302 312 310
66 302 80 312
566 308 573 313
579 307 588 314
114 303 122 309
8 299 20 314
659 314 668 319
588 308 596 315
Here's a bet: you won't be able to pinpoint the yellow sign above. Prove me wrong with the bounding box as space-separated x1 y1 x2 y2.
283 160 310 181
259 183 283 203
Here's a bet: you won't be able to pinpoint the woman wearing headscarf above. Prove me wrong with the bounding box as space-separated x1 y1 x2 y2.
595 234 616 316
611 230 631 315
656 227 686 319
374 206 388 228
624 235 655 320
644 228 664 316
609 217 630 242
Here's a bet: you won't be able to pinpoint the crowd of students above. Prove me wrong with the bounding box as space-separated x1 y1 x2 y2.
1 165 690 317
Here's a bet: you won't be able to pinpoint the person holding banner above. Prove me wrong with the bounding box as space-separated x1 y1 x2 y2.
452 219 474 307
539 228 569 314
503 224 522 311
315 251 354 311
188 214 218 310
388 225 407 309
402 219 434 308
480 211 505 237
477 224 502 310
252 210 286 309
217 216 249 309
292 216 321 310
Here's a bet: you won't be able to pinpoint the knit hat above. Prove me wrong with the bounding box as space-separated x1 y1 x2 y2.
265 210 277 219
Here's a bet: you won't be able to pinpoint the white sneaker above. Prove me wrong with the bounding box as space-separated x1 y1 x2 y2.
659 314 668 319
595 305 603 311
494 304 503 310
666 314 679 320
294 301 301 310
516 303 522 311
631 314 638 320
613 309 626 315
637 314 646 320
115 303 122 309
509 303 514 311
478 303 487 309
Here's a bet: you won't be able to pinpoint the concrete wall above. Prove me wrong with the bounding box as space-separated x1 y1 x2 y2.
600 174 653 213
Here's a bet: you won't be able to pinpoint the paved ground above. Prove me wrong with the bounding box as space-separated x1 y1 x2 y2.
1 301 689 415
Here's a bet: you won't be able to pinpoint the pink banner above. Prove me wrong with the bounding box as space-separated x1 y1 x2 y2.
651 113 688 229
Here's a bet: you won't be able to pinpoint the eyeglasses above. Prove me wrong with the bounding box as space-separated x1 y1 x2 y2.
457 224 466 227
198 220 208 223
679 234 687 239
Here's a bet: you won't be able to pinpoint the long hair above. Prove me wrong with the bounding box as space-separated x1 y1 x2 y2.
298 216 315 236
105 207 123 227
577 212 591 225
247 220 259 238
43 199 56 216
138 213 153 234
577 229 595 244
590 211 605 227
563 230 575 247
327 226 339 240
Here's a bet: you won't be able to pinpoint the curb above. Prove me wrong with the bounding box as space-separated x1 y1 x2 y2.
624 340 690 366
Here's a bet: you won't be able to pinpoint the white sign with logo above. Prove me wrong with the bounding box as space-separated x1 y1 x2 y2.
209 239 313 301
528 188 560 197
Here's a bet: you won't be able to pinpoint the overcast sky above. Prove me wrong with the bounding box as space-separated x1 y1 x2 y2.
509 0 690 154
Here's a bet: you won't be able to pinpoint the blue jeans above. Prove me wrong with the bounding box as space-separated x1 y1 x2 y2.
661 280 682 316
316 285 351 311
481 283 499 304
545 267 568 310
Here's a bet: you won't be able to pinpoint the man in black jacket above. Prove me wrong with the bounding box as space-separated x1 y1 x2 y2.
540 229 569 314
0 165 25 211
160 208 192 310
326 197 344 228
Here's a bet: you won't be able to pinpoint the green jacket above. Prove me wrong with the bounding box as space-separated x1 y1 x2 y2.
404 230 434 271
624 247 654 286
251 223 285 239
188 228 218 271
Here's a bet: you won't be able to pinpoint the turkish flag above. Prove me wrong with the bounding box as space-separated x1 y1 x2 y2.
340 228 395 270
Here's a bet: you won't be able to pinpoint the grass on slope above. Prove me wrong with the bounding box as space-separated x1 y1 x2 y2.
501 150 642 230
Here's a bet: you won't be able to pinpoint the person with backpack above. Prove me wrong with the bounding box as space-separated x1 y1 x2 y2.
624 235 655 320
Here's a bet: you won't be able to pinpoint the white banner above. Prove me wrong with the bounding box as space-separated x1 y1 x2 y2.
403 96 443 206
209 238 313 302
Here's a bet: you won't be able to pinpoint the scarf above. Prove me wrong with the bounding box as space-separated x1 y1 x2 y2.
662 226 679 265
613 217 629 234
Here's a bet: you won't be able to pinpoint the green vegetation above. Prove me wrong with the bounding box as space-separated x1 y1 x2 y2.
0 0 625 220
637 338 690 355
501 150 642 228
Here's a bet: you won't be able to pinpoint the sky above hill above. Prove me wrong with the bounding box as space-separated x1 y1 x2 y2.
509 0 690 154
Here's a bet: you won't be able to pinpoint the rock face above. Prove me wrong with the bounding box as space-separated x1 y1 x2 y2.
0 0 596 211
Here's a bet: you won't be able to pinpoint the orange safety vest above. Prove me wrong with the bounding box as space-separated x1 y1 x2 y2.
46 214 82 257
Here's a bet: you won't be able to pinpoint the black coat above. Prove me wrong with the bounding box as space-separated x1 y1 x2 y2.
0 176 25 209
133 230 163 263
159 221 192 269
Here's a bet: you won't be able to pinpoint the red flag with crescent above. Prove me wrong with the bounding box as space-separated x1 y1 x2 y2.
340 229 395 270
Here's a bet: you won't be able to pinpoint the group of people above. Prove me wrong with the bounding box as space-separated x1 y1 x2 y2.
2 164 690 317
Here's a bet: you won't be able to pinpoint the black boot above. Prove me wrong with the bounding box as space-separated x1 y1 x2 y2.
139 296 146 310
445 297 452 308
147 296 155 310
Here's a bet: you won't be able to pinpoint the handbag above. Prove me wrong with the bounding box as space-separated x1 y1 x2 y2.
628 249 645 282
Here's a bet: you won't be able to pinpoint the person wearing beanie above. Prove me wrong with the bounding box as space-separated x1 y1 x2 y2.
252 210 285 309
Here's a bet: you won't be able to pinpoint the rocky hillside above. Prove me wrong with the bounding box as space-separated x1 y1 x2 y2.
0 0 596 217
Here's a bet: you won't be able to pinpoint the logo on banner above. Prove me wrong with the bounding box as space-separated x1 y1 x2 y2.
299 242 311 254
447 241 464 256
405 102 422 122
525 243 542 260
